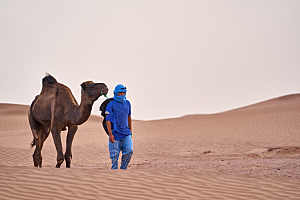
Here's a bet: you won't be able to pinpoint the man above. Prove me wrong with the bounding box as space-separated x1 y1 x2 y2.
105 84 133 169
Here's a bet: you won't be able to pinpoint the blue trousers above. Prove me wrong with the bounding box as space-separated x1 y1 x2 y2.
109 135 133 169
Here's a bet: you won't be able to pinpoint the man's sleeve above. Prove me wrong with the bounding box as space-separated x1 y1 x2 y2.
105 102 114 122
128 101 131 116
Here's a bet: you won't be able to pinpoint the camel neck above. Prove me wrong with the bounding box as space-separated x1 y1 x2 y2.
72 103 93 125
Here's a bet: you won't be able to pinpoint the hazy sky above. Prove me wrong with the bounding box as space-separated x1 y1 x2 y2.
1 0 299 120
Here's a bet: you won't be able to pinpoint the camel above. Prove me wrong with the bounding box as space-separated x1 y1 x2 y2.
28 74 108 168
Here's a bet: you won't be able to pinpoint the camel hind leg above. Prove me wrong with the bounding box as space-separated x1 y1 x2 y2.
28 106 39 145
32 127 50 168
28 110 47 168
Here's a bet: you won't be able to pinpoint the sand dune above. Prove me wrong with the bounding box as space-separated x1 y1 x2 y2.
1 167 300 200
1 94 300 199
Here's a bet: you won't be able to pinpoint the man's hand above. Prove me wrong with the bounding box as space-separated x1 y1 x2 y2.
106 120 115 143
109 134 115 143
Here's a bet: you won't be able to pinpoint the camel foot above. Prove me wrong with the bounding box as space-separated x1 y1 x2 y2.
33 158 39 167
33 161 42 168
56 160 64 168
33 153 42 168
65 154 72 168
66 160 71 168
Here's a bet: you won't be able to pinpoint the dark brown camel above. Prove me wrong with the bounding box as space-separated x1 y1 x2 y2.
28 74 108 168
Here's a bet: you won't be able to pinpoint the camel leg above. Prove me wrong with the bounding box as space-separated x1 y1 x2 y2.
33 139 42 168
51 129 64 168
29 110 42 167
33 128 49 168
32 131 40 168
65 125 78 168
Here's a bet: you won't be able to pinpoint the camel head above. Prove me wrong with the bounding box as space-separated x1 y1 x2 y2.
81 81 108 103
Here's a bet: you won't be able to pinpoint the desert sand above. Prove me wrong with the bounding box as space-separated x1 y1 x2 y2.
1 94 300 199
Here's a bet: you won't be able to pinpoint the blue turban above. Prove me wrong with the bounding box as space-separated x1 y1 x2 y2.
113 84 127 103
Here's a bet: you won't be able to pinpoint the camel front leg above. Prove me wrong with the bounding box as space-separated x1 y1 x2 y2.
51 129 64 168
65 125 78 168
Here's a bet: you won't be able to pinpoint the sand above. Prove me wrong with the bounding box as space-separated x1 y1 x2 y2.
1 94 300 199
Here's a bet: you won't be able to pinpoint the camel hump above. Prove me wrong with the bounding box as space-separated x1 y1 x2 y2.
42 74 57 87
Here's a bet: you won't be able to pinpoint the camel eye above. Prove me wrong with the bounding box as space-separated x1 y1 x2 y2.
81 82 95 90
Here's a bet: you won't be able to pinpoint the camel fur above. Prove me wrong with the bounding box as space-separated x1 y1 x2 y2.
28 74 108 168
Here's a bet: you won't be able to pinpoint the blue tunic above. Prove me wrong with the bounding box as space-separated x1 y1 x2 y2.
105 99 132 140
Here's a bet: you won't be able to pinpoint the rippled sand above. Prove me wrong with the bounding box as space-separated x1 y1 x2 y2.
1 94 300 199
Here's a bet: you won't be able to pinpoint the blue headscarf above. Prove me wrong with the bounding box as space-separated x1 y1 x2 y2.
113 84 127 103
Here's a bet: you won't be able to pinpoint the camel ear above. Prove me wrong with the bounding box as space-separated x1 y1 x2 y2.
81 83 86 90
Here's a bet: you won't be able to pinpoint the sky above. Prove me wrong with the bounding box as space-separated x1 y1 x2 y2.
1 0 299 120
